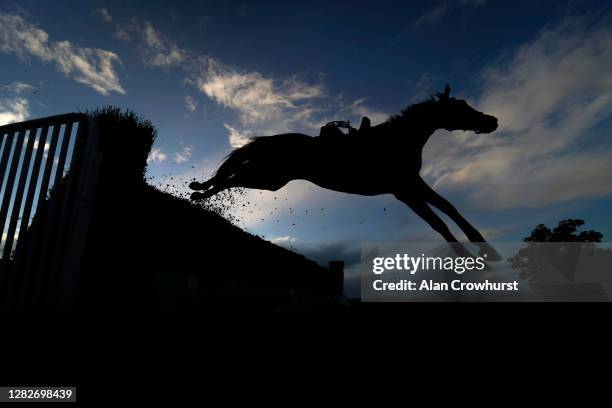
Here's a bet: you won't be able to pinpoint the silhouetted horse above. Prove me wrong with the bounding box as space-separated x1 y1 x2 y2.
190 85 501 260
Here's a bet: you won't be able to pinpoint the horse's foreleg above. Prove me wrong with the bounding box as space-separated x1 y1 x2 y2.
416 179 501 261
394 192 476 259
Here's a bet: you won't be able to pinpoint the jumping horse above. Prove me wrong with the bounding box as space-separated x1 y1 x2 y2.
190 85 501 260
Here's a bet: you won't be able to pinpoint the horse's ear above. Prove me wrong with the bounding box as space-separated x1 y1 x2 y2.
435 84 451 101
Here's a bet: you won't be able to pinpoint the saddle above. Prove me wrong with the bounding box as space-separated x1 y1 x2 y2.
319 116 371 138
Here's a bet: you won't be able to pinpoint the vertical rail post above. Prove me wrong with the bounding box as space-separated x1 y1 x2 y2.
0 129 26 259
58 118 102 310
15 123 62 310
31 122 73 309
0 131 16 199
46 119 88 309
52 122 73 191
15 125 49 249
3 127 38 261
34 124 62 214
0 131 12 294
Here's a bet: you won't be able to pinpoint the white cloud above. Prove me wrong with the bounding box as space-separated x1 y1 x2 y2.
94 8 113 23
0 80 32 126
224 123 251 148
413 2 449 28
147 148 167 164
197 58 324 127
422 16 612 209
193 58 389 149
103 17 387 150
343 98 389 126
271 236 297 245
0 14 125 96
174 145 193 164
114 26 131 41
192 58 333 147
185 95 198 113
3 81 34 94
0 97 29 125
116 20 185 68
142 21 184 67
413 0 488 28
407 73 437 102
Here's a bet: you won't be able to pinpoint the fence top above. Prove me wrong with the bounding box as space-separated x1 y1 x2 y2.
0 113 85 133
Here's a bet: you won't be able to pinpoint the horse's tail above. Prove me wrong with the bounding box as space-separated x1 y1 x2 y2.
190 134 311 198
213 137 265 178
189 137 267 192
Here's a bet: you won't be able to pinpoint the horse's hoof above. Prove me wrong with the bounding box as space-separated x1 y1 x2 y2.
189 181 204 190
190 192 206 201
449 243 476 259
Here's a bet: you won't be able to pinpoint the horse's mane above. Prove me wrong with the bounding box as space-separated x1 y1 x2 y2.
224 98 439 166
386 97 437 126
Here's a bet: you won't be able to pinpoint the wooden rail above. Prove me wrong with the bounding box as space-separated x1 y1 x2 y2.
0 113 99 311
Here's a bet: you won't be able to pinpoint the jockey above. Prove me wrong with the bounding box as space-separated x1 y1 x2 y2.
319 116 371 137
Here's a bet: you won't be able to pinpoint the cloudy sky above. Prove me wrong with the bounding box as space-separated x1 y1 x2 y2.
1 0 612 279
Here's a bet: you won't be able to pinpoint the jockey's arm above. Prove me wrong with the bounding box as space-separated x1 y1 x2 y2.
358 116 371 131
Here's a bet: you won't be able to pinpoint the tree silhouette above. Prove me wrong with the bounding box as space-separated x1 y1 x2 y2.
510 219 607 284
524 219 602 243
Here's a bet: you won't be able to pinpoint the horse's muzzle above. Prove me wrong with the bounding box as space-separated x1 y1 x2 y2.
476 115 498 134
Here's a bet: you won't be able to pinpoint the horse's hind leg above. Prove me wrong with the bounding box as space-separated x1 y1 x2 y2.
189 179 213 191
189 149 251 193
189 173 231 200
415 179 501 261
191 186 224 201
190 173 290 201
394 192 478 259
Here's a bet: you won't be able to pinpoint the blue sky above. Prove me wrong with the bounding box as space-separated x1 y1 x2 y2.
1 0 612 276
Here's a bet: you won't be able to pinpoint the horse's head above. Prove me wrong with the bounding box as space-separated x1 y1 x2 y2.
435 85 498 134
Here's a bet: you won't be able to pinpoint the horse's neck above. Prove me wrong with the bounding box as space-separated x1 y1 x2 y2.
376 120 436 149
